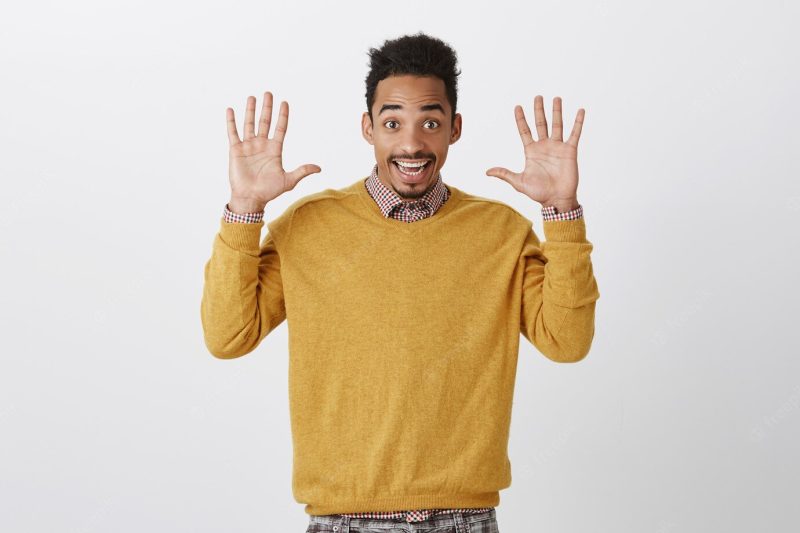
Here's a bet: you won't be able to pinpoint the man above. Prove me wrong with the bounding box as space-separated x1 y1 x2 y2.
201 32 599 533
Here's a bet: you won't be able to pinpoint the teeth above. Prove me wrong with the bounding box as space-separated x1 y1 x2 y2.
394 160 428 168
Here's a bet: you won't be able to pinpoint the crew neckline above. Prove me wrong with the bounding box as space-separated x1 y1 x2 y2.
353 175 464 231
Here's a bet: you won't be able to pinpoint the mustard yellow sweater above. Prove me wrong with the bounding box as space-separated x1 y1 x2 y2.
200 178 600 515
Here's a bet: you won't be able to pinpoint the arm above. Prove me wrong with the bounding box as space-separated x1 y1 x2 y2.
520 213 599 363
485 95 598 361
200 211 286 359
200 90 320 358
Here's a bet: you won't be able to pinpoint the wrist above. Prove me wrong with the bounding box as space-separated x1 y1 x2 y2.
228 197 266 214
542 197 580 213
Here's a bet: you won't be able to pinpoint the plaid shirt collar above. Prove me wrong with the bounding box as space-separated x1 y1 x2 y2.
364 163 450 222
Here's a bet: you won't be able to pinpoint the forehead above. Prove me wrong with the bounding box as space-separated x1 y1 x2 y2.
373 74 448 110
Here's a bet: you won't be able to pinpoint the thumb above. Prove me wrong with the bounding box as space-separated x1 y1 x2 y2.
286 164 322 185
485 167 517 185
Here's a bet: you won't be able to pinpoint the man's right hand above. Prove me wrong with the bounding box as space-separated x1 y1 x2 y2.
226 91 321 213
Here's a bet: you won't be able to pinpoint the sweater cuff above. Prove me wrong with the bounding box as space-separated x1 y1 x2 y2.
218 216 264 255
542 216 587 243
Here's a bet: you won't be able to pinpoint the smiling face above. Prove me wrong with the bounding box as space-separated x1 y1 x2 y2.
362 74 462 201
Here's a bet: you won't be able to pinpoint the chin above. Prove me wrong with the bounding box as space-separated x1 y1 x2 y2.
393 179 434 200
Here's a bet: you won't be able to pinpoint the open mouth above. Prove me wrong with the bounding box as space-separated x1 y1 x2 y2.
391 159 433 182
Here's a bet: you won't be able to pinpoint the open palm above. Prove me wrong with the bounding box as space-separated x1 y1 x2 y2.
227 91 321 209
486 95 584 207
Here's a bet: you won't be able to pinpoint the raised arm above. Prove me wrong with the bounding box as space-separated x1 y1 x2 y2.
200 91 321 358
519 218 599 362
487 95 599 362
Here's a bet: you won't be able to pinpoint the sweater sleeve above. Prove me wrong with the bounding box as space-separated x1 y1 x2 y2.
200 216 287 359
519 216 600 363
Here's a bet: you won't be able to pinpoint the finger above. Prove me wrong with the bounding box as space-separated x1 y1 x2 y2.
244 96 257 140
566 108 585 148
485 166 521 188
514 105 535 147
551 96 564 141
257 91 273 138
272 101 289 143
226 107 241 146
286 164 322 187
533 95 548 141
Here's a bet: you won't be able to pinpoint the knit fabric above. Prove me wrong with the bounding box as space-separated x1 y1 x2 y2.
202 170 599 516
339 166 491 522
218 166 584 520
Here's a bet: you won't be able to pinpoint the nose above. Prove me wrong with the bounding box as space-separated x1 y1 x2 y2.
398 127 425 156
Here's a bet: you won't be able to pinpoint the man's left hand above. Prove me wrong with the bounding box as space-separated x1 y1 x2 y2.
486 95 584 212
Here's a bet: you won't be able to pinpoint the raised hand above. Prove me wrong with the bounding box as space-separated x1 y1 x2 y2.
226 91 321 213
486 95 584 212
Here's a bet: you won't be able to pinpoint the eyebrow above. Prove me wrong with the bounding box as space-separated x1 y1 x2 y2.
378 103 446 115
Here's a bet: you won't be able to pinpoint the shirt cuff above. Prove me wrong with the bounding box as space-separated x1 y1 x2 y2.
542 204 583 221
223 203 265 224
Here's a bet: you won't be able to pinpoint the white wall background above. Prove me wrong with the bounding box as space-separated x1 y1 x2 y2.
1 1 798 532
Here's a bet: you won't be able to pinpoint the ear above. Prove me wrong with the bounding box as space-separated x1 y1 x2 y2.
449 113 462 144
361 112 374 145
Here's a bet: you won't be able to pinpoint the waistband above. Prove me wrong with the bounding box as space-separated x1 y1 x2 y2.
308 508 495 532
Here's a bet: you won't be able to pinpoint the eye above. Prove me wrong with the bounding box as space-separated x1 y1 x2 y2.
423 120 440 129
384 120 399 129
